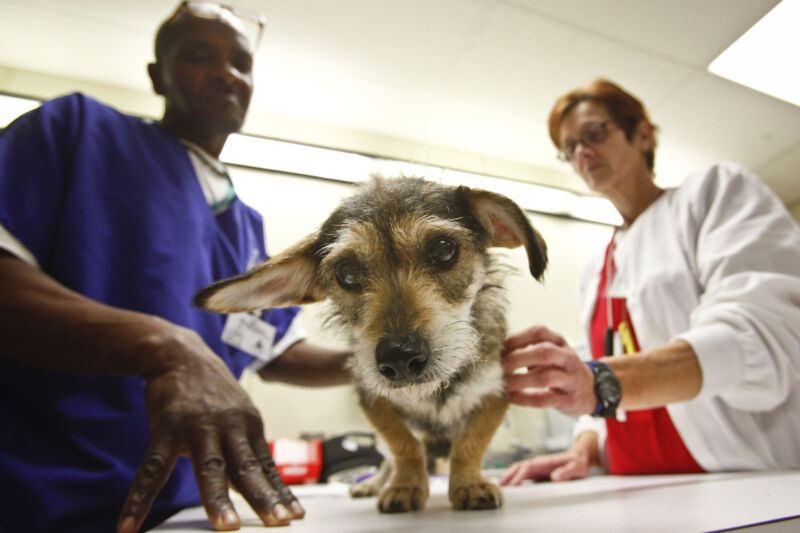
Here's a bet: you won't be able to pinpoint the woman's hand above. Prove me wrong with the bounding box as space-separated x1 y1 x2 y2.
502 325 596 417
499 432 599 485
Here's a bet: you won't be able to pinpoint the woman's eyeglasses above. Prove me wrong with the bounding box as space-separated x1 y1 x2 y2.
176 1 266 53
557 120 617 162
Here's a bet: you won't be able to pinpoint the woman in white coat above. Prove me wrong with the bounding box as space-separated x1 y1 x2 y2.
501 79 800 484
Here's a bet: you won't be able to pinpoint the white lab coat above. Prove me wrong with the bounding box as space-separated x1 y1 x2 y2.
573 162 800 471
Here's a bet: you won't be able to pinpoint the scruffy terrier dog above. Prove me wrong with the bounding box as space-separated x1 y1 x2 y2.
194 177 547 513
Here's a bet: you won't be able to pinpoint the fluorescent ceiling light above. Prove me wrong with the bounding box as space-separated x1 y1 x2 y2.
221 133 376 183
708 0 800 107
440 169 579 215
0 94 41 128
223 132 616 224
4 95 618 225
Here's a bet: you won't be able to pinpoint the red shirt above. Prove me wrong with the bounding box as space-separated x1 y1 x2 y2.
590 238 704 475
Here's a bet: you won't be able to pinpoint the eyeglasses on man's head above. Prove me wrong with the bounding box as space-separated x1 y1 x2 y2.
174 1 266 53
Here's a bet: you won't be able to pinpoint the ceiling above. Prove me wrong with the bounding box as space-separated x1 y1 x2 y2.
2 0 799 205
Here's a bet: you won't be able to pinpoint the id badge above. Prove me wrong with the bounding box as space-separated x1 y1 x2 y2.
221 312 277 364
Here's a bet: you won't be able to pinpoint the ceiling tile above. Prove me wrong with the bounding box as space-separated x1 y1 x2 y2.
503 0 781 66
1 0 796 204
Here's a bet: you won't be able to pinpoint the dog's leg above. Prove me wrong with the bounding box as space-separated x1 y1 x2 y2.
448 394 508 510
359 395 428 513
349 455 393 498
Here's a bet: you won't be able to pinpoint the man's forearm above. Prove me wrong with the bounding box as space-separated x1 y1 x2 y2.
0 251 191 378
259 340 351 386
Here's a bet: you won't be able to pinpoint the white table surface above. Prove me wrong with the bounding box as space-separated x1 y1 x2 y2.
154 471 800 532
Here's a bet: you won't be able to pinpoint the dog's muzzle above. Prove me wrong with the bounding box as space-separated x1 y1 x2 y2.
375 333 430 384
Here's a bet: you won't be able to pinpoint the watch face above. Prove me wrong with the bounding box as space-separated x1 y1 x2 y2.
591 362 622 416
597 376 622 406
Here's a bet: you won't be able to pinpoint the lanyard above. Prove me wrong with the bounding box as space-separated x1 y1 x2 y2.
603 232 637 356
604 232 617 356
181 140 237 214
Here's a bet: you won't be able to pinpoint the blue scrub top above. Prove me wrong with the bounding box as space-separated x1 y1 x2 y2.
0 93 299 532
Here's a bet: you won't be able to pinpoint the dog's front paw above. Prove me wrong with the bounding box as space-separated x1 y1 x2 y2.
450 480 504 510
377 485 428 513
350 480 381 498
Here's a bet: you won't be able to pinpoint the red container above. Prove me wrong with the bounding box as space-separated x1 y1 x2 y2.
268 438 323 485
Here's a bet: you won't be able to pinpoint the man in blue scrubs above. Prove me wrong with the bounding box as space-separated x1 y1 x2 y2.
0 3 350 532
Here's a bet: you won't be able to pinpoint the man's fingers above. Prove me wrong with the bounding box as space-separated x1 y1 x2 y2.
118 438 178 533
224 429 292 527
250 435 304 519
189 428 241 531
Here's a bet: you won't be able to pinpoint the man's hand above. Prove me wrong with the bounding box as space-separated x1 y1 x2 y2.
502 325 596 417
0 253 305 532
117 329 303 533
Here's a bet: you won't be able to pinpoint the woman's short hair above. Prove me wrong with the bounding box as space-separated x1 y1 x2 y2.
548 78 658 171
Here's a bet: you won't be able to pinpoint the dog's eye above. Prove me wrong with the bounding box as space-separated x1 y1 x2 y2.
335 260 363 291
429 237 458 267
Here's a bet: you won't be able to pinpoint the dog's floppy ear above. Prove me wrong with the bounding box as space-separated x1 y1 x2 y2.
462 187 548 280
193 234 325 313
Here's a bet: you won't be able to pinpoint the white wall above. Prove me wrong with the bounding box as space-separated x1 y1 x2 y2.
0 66 612 455
229 167 612 454
790 201 800 223
4 53 799 459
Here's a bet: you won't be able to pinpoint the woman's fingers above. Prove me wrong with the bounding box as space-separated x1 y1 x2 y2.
551 459 588 482
499 453 575 486
504 325 567 353
504 365 570 391
502 342 568 375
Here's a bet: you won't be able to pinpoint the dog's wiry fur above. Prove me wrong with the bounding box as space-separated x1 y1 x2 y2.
194 177 547 513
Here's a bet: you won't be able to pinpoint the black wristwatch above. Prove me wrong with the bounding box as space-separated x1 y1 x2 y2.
586 360 622 418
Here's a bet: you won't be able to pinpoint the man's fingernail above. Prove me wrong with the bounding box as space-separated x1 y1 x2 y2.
119 516 136 533
221 508 239 527
274 504 291 521
289 500 305 519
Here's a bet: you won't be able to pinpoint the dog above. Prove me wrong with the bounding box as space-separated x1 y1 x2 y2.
193 176 547 513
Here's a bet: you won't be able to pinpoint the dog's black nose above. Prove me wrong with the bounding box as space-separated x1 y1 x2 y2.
375 333 429 382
